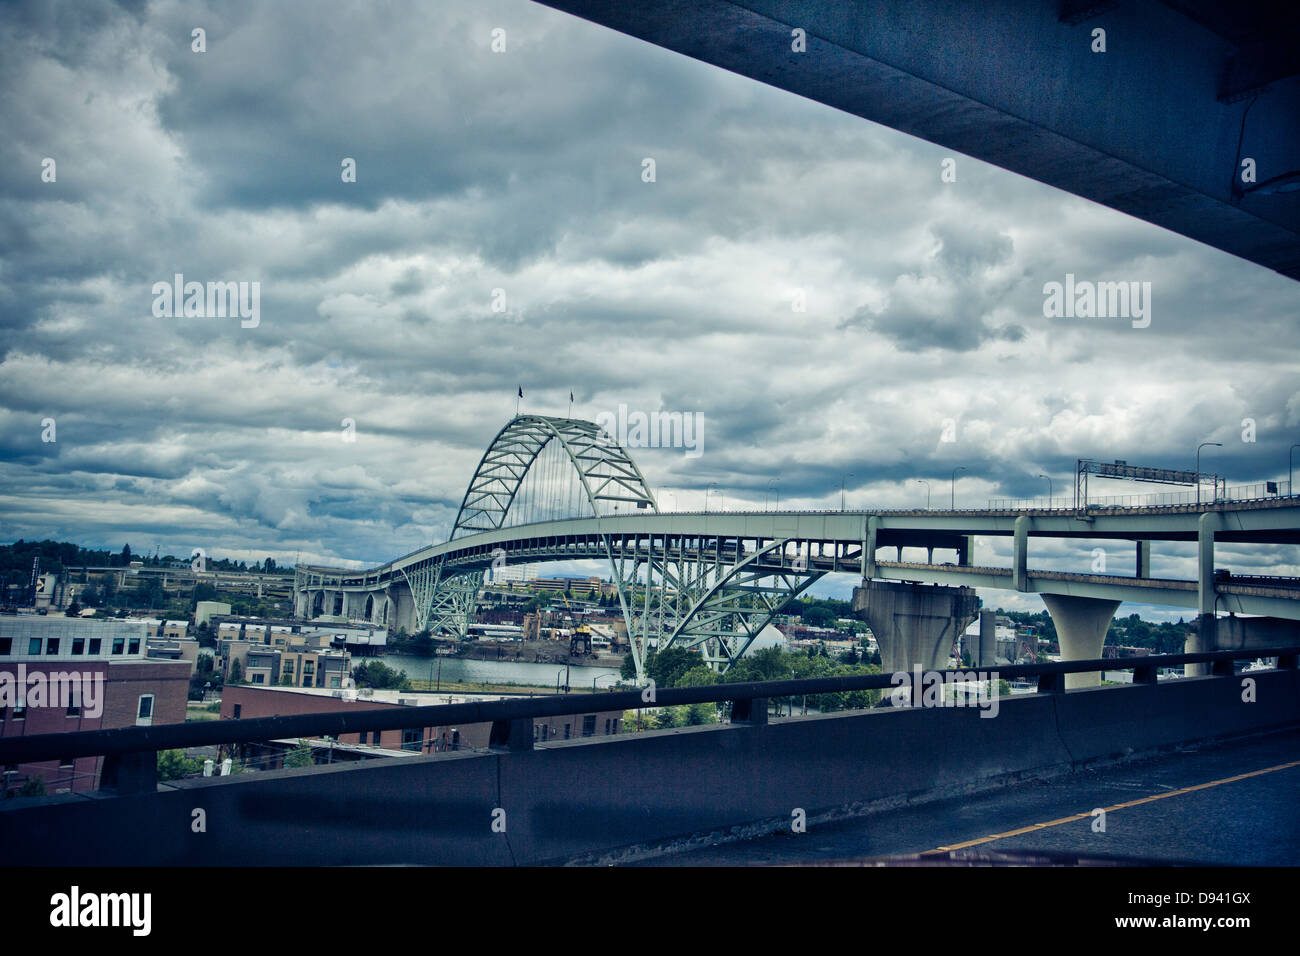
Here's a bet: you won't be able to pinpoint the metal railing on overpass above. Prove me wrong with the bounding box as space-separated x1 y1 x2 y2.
1 646 1296 797
989 481 1296 511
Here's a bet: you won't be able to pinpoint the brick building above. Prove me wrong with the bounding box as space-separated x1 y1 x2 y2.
0 616 189 794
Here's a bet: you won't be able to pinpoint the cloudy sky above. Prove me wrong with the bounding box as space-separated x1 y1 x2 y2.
2 0 1297 613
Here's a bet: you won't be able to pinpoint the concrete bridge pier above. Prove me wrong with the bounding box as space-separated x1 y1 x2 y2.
1041 594 1120 689
1189 512 1222 677
853 580 980 681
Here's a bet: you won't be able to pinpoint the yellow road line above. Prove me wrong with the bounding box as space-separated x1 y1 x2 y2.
923 759 1300 855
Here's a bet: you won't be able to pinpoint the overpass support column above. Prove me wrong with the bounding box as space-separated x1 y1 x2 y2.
853 580 980 676
1136 540 1151 578
1041 594 1120 690
1189 513 1222 676
1013 516 1030 591
957 535 975 566
863 515 880 580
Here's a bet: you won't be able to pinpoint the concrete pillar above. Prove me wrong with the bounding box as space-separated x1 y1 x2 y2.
957 534 975 566
853 580 980 677
967 608 996 667
1189 512 1221 676
1135 540 1151 579
1012 515 1030 591
1041 593 1120 689
864 515 880 579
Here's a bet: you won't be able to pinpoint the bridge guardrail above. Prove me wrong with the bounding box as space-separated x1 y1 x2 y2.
1 646 1296 795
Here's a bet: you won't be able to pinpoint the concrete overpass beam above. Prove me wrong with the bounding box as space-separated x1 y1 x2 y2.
1214 615 1300 654
852 579 980 677
1041 593 1120 690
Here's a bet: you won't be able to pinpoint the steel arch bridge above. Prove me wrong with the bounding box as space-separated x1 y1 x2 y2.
294 415 1300 683
295 415 830 679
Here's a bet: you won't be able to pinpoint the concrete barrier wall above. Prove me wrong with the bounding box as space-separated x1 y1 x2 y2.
2 669 1297 865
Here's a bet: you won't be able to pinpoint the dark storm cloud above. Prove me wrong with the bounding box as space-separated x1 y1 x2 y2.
0 0 1295 588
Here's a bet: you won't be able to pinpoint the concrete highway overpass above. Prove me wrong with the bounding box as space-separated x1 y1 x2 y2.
535 0 1300 279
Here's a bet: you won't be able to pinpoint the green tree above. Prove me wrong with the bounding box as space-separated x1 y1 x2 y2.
16 776 47 798
645 647 703 689
228 658 244 685
352 660 412 691
157 749 203 781
619 652 637 680
283 740 314 769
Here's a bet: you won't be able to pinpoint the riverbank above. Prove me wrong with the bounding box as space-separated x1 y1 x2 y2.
430 639 626 669
406 678 625 696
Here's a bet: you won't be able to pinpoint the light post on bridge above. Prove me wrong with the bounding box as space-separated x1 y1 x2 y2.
1289 444 1300 496
594 673 618 693
705 482 720 513
1196 442 1222 505
914 479 931 510
841 473 855 512
1038 474 1053 507
766 478 779 511
951 466 966 510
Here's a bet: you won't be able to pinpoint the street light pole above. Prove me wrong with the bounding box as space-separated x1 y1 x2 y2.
766 478 778 511
841 473 855 512
951 466 966 510
1038 474 1053 506
1196 442 1222 505
915 479 931 510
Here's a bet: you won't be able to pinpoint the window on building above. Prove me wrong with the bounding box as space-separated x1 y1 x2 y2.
252 673 264 684
358 731 368 745
136 695 154 726
564 723 571 740
46 638 60 655
373 731 382 746
71 638 84 655
541 724 548 741
0 638 10 655
232 704 241 719
401 729 422 752
604 718 611 735
451 730 460 750
111 638 124 655
88 639 101 655
127 639 140 655
582 715 596 737
27 638 41 655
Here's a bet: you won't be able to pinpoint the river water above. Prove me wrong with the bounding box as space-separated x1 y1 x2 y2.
377 652 621 689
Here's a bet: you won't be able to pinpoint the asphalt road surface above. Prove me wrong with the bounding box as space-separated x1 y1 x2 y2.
633 728 1300 866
